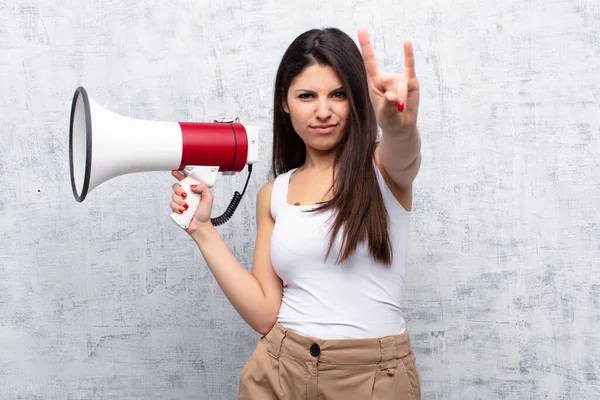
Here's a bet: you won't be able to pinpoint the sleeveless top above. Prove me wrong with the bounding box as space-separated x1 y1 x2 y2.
269 162 412 339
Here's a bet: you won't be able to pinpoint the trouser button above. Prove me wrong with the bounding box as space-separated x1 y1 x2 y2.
309 343 320 357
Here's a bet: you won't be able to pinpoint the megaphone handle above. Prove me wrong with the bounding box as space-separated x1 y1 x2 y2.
170 176 202 230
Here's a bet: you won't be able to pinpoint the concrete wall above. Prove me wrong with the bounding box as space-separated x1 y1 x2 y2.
1 0 599 398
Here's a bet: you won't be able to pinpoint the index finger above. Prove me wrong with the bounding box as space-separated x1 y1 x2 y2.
357 28 379 79
404 40 416 79
171 170 186 182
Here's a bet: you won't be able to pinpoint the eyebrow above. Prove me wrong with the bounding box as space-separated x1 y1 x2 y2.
293 86 345 94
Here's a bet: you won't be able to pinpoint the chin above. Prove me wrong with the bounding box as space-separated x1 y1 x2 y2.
306 138 342 153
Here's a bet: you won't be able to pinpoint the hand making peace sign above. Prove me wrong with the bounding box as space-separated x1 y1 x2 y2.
358 28 420 135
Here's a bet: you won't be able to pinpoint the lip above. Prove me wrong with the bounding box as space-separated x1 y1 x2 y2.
310 124 337 134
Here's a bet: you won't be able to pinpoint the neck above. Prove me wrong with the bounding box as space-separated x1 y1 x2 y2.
302 147 336 174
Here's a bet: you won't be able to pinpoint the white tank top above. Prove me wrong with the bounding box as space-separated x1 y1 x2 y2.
270 162 411 339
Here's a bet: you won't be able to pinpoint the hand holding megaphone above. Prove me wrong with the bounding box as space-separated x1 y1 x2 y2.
169 171 215 233
69 86 259 230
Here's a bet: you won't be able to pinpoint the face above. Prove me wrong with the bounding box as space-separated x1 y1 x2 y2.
283 64 350 153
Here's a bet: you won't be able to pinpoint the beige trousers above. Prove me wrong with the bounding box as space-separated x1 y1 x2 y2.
238 323 421 400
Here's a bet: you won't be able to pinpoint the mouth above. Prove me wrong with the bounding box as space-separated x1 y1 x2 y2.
310 124 338 134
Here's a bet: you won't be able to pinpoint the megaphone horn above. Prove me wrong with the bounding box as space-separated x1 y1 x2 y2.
69 86 259 229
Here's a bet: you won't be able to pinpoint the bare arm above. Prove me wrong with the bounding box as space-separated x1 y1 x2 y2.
378 126 421 188
358 28 422 189
186 181 283 335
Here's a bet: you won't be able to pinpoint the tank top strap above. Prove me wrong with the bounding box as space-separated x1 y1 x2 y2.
270 168 296 220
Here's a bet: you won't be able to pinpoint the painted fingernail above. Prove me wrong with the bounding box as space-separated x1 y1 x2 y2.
190 185 197 189
182 192 187 198
183 203 189 210
397 103 405 112
179 208 184 214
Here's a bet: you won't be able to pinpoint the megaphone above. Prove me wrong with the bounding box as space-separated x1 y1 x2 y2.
69 86 259 229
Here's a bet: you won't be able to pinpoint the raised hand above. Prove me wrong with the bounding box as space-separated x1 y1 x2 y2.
357 28 420 134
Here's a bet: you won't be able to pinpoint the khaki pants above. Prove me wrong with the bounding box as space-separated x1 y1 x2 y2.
239 323 421 400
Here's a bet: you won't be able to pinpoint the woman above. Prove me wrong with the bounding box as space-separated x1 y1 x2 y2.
170 27 422 400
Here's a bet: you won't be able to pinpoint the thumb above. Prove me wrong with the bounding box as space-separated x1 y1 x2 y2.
380 73 407 112
375 74 396 116
190 182 213 205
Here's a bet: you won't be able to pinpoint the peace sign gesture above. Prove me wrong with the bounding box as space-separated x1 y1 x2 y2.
358 28 420 134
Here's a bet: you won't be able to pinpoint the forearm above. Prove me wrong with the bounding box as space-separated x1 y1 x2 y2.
379 126 421 186
190 224 277 334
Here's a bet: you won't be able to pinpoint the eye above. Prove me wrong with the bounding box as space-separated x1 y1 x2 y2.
298 93 314 99
332 91 347 99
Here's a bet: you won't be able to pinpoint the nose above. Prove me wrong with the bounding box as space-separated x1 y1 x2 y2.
315 99 332 120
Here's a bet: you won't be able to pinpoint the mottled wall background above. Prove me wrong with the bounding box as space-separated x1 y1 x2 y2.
1 0 599 399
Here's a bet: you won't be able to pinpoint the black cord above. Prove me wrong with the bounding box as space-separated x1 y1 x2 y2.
210 164 253 226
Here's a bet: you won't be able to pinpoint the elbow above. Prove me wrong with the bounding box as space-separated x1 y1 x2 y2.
246 290 282 336
255 325 274 336
379 138 422 187
253 315 278 336
385 152 422 188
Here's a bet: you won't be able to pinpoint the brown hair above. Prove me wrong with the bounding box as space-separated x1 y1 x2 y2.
270 27 392 265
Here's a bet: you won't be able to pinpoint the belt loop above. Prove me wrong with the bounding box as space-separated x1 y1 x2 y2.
379 336 398 373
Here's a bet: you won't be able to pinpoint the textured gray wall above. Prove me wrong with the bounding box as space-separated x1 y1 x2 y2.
1 0 599 399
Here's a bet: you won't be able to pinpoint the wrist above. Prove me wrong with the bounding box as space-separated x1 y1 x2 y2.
190 221 216 244
382 125 418 139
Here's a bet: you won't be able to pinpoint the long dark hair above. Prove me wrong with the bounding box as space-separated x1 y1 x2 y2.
270 27 392 266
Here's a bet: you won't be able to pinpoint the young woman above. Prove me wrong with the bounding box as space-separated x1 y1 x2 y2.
170 27 422 400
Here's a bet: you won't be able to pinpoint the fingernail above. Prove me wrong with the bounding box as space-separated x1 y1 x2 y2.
179 208 184 214
190 185 197 189
397 103 405 112
181 192 187 198
183 203 189 210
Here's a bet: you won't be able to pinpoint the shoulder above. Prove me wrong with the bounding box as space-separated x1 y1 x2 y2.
256 180 275 210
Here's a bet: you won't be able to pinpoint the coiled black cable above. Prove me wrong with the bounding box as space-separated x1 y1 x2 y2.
211 164 253 226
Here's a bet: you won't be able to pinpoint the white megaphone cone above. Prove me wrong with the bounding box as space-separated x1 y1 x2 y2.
69 86 259 229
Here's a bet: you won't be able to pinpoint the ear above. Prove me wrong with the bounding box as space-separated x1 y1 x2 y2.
281 87 290 113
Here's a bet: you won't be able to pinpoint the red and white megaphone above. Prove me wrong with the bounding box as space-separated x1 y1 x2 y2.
69 86 259 229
